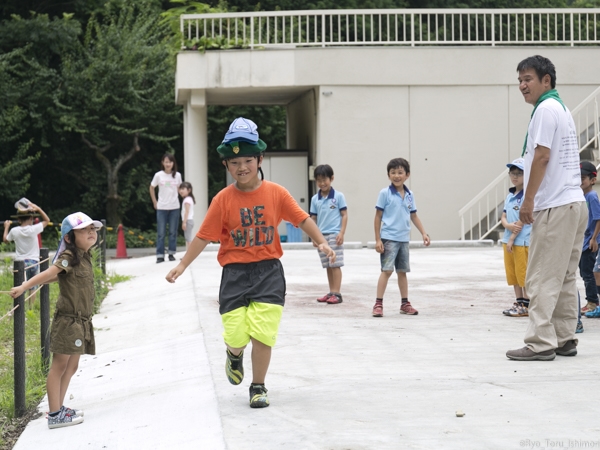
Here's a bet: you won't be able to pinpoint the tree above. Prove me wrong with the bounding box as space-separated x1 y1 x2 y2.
59 5 180 225
0 11 84 208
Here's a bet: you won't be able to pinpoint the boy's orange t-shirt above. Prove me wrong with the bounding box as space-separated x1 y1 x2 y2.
196 180 309 266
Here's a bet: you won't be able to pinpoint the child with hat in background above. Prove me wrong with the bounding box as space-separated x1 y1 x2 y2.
10 212 103 429
3 199 50 305
166 117 335 408
500 158 532 318
579 161 600 320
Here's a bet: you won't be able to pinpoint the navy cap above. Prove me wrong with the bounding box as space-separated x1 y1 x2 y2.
581 161 597 177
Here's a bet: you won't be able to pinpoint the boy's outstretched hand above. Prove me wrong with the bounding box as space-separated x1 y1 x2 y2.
318 242 336 264
422 233 431 246
166 265 186 283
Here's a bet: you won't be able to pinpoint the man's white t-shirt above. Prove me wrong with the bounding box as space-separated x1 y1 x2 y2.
181 197 194 221
6 223 44 260
523 98 584 211
151 171 182 210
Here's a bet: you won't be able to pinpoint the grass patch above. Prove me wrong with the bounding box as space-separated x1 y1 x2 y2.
0 249 130 449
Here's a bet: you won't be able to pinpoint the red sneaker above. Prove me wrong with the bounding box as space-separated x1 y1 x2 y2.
400 301 418 315
317 293 332 303
372 302 383 317
326 294 343 304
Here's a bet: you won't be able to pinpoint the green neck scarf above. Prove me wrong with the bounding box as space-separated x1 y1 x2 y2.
521 89 565 156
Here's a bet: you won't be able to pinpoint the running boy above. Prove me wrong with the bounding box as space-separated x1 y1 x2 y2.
166 117 335 408
372 157 430 317
500 158 531 317
310 164 348 305
579 161 600 318
3 200 50 303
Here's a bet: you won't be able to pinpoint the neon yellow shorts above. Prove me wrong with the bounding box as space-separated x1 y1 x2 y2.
222 302 284 348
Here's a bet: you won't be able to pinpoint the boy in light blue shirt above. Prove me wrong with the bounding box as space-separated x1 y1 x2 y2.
372 158 430 317
580 161 600 320
500 158 532 318
310 164 348 304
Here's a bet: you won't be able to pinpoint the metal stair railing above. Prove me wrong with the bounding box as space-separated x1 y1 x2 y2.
180 9 600 49
459 86 600 240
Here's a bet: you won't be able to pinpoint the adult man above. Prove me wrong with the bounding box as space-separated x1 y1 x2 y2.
506 55 587 361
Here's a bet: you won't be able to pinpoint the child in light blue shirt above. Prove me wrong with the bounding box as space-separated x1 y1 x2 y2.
580 161 600 320
310 164 348 304
500 158 532 318
372 158 429 318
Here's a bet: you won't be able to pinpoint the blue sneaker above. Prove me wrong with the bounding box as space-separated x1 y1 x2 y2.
585 306 600 318
576 321 584 334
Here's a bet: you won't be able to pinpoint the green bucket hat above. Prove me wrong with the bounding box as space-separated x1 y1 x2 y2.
217 139 267 159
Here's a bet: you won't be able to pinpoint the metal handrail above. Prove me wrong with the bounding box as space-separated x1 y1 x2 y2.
181 9 600 49
459 86 600 240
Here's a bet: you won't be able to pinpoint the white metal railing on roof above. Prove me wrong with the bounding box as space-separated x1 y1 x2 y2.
181 9 600 49
459 86 600 240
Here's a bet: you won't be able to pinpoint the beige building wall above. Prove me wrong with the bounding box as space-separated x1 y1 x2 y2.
176 47 600 243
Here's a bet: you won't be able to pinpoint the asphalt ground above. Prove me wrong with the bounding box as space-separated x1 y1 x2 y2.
13 246 600 450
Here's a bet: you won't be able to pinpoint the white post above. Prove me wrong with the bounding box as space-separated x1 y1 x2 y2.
184 90 208 235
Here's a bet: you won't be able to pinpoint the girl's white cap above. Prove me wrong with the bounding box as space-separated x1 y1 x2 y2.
53 212 102 262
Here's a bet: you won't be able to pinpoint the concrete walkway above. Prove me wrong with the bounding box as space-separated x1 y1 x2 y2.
13 247 600 450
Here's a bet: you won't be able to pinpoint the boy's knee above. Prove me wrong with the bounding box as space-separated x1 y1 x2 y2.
250 337 271 349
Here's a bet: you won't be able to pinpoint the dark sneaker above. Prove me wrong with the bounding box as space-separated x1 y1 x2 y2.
372 302 383 317
576 321 584 334
225 349 244 385
400 301 418 315
61 405 83 417
507 304 528 317
249 384 269 408
168 254 176 261
506 346 555 361
48 411 84 429
317 293 332 303
156 257 165 264
556 339 578 356
326 294 343 304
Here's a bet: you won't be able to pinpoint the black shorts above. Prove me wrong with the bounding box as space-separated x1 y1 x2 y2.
219 259 286 315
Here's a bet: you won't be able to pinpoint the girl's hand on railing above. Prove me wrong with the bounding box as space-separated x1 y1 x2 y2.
9 286 26 299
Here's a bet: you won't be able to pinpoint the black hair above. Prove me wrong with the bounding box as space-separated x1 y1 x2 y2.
17 215 33 224
314 164 334 179
517 55 556 89
387 158 410 174
63 230 81 267
161 153 178 178
179 181 196 204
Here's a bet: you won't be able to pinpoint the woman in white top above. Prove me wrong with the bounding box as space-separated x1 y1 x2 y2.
149 154 182 263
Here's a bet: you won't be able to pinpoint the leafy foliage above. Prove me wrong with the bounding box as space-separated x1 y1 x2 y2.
57 4 181 225
0 0 594 233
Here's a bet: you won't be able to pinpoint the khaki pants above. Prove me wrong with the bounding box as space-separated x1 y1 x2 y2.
524 201 587 353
